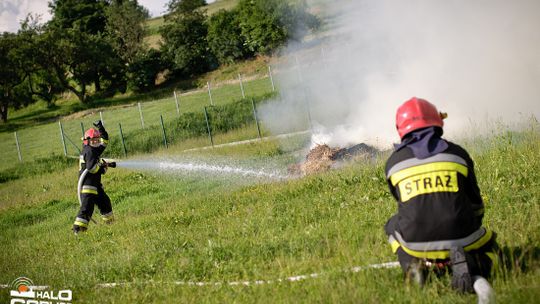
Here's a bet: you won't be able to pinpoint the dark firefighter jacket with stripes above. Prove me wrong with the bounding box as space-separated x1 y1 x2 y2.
385 141 491 259
79 129 109 191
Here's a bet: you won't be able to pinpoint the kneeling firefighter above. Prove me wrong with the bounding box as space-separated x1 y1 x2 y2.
384 97 498 292
73 120 115 234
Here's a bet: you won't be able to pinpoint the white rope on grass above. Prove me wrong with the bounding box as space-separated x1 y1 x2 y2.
0 262 400 289
96 261 400 288
0 285 49 290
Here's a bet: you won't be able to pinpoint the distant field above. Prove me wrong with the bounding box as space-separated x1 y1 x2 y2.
0 127 538 303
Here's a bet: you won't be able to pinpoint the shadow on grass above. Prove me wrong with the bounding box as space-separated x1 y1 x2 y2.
498 245 540 275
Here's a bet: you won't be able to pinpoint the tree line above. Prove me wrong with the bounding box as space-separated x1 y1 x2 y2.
0 0 318 123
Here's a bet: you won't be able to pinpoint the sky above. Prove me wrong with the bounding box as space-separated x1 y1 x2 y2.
0 0 215 33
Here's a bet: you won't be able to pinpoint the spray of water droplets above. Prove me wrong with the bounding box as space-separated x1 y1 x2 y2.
116 159 290 181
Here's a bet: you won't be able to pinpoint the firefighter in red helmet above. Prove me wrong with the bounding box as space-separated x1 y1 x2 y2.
384 97 498 292
73 120 114 234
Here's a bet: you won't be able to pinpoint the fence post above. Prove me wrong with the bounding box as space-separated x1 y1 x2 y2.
174 90 180 116
138 102 145 129
268 65 275 92
207 81 214 106
251 98 262 139
238 74 246 98
304 89 314 132
159 115 168 149
99 111 104 126
14 131 22 162
204 106 214 147
80 122 85 138
118 123 127 157
58 121 67 156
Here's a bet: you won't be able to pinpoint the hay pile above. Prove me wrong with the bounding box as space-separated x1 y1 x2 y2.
288 144 342 175
288 143 377 176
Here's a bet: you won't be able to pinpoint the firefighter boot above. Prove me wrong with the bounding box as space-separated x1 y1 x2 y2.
405 258 426 287
451 246 473 293
73 217 89 235
102 212 114 225
72 224 87 235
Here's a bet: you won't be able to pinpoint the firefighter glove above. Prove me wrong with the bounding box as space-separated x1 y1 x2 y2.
93 120 105 131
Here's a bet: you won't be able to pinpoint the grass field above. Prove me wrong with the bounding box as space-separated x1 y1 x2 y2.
0 123 538 303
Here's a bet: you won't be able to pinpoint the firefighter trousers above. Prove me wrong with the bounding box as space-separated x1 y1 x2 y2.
385 214 498 278
74 187 113 229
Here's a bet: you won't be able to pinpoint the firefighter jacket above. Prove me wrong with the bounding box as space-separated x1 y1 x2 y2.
385 140 492 259
79 128 109 193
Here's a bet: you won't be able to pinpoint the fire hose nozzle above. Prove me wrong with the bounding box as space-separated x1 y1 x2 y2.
108 162 117 168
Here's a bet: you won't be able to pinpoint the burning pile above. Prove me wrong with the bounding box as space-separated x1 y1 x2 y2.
288 143 378 175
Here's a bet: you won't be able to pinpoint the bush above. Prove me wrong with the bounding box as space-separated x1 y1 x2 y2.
236 0 320 54
207 9 252 65
127 49 164 93
160 11 216 77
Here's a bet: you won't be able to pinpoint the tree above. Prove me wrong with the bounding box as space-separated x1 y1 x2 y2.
105 0 148 65
207 9 251 65
127 49 164 92
0 33 33 122
167 0 206 14
48 0 108 34
236 0 319 54
236 0 287 54
47 0 127 102
16 16 64 107
160 2 215 77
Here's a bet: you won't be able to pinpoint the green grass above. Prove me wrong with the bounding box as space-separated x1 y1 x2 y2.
0 125 538 303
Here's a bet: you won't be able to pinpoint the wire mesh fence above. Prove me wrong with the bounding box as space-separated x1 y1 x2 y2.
0 45 338 169
0 70 278 168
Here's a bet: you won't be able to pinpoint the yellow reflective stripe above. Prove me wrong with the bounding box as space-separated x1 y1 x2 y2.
393 230 493 260
88 164 100 174
463 229 493 251
399 244 451 259
390 239 401 253
101 138 109 146
81 189 98 195
397 171 459 202
390 162 468 186
74 221 88 228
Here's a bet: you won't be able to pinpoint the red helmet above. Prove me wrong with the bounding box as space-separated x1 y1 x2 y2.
396 97 446 139
83 128 100 145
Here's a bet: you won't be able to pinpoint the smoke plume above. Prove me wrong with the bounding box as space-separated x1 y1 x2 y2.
260 0 540 148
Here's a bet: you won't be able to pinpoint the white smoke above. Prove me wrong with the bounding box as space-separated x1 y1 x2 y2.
260 0 540 149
